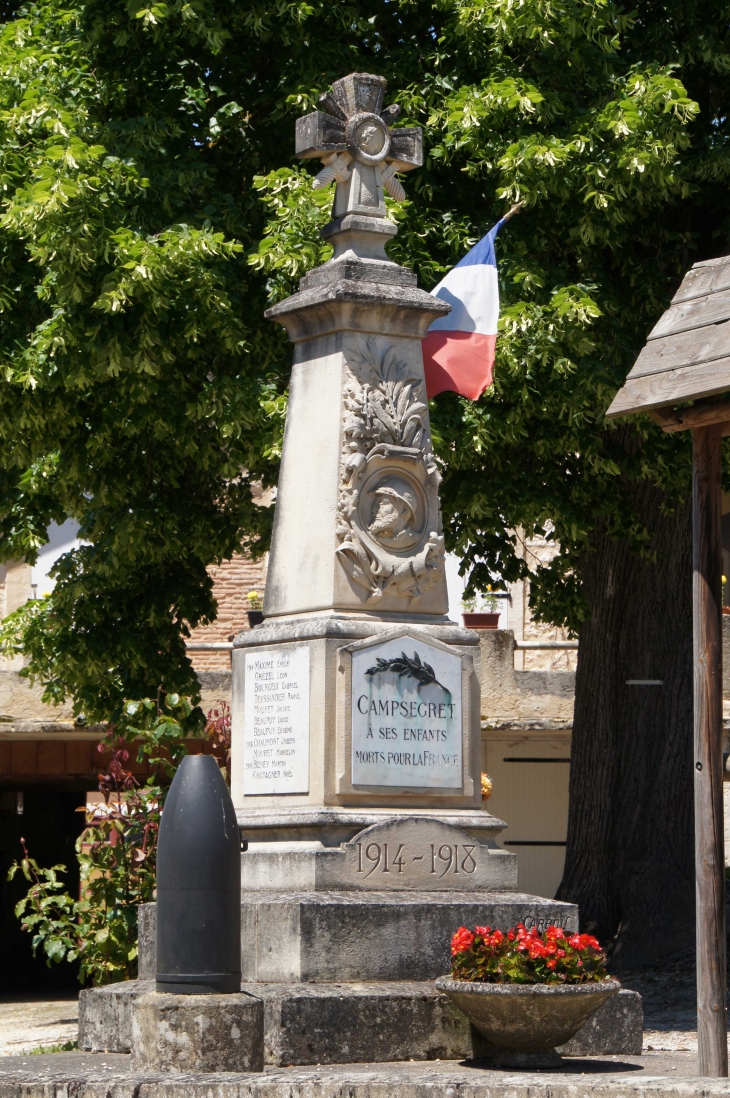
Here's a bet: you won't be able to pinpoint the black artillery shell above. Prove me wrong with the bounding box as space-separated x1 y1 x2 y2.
156 754 241 993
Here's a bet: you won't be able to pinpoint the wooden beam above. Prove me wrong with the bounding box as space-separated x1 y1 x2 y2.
692 423 728 1078
651 401 730 433
606 357 730 418
647 408 681 429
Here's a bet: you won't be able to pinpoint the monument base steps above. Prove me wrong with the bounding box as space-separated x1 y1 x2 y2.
80 979 642 1063
138 888 579 985
240 889 576 982
0 1056 721 1097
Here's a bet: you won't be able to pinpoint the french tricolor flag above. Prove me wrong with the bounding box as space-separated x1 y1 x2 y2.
422 219 505 401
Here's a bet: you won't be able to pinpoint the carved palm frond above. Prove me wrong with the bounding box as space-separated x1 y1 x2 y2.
364 650 450 696
352 337 421 387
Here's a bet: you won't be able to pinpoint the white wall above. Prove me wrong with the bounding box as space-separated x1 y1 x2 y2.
30 520 81 597
445 552 509 628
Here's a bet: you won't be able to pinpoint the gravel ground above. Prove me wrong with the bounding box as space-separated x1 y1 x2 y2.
618 950 723 1054
0 993 78 1056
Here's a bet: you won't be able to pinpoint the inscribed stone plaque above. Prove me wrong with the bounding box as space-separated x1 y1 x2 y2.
243 645 309 794
351 637 462 788
314 817 517 891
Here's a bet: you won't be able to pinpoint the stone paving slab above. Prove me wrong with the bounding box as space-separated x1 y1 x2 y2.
0 1051 729 1096
0 996 78 1057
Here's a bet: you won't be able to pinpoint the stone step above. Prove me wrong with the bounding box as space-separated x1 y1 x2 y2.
239 890 577 982
137 892 578 986
79 978 642 1064
0 1058 719 1097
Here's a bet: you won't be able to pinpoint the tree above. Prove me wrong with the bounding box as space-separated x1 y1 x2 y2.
0 0 727 958
251 1 716 962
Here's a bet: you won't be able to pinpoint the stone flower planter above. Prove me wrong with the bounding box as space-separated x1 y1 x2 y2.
435 975 621 1067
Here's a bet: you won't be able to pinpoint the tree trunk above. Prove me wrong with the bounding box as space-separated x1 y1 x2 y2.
556 478 694 970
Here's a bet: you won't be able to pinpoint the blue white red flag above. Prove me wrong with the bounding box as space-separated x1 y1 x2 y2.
422 219 505 401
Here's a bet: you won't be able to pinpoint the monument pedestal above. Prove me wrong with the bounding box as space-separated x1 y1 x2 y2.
79 886 643 1065
79 72 645 1073
231 619 485 819
131 991 264 1073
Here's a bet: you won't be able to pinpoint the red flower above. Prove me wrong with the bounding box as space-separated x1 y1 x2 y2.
449 922 606 985
451 927 475 956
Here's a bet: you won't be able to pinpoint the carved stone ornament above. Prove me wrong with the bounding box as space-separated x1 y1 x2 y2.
336 338 445 602
295 73 422 216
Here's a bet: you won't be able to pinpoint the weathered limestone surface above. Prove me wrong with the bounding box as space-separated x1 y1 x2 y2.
131 992 264 1074
240 817 516 893
251 981 479 1065
138 902 156 980
80 978 641 1063
239 890 576 984
558 990 643 1056
1 1056 727 1095
0 671 74 721
479 630 575 724
79 981 154 1053
232 623 484 816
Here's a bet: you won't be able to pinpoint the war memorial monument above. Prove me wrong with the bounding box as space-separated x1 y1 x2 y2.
74 73 646 1077
226 72 576 1042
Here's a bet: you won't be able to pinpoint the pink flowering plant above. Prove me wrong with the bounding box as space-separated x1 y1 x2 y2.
450 923 609 984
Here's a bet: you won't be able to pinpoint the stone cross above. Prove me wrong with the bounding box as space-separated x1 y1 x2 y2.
295 72 422 220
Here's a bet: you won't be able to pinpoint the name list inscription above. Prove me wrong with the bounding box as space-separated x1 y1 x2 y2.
243 644 310 795
351 639 462 788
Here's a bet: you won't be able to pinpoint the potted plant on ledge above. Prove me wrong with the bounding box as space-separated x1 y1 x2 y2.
461 588 502 630
436 923 620 1067
246 590 264 628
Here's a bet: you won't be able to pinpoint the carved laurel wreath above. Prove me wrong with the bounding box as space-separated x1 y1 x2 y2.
364 650 450 696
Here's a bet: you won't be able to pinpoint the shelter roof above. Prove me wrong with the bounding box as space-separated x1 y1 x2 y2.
607 254 730 419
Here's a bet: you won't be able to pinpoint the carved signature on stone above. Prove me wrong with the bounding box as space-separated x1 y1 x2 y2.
336 337 445 602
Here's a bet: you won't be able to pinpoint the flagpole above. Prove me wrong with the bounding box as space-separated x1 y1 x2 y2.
501 201 524 223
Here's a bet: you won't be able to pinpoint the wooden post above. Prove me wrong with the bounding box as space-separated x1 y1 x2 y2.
692 423 728 1077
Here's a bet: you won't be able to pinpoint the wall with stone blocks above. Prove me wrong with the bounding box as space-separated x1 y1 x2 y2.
478 630 574 725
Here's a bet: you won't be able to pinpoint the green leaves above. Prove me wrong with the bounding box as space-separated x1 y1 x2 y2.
249 168 333 299
7 697 224 984
0 0 725 704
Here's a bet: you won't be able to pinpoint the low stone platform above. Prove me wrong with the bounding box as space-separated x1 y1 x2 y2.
0 1050 726 1095
138 888 577 985
80 978 642 1063
240 889 576 982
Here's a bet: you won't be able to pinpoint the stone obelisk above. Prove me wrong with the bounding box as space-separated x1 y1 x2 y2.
230 73 500 845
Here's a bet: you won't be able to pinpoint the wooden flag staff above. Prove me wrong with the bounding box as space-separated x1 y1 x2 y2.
607 256 730 1077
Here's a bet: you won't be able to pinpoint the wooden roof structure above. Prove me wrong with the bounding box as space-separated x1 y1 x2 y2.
606 251 730 1077
607 254 730 428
